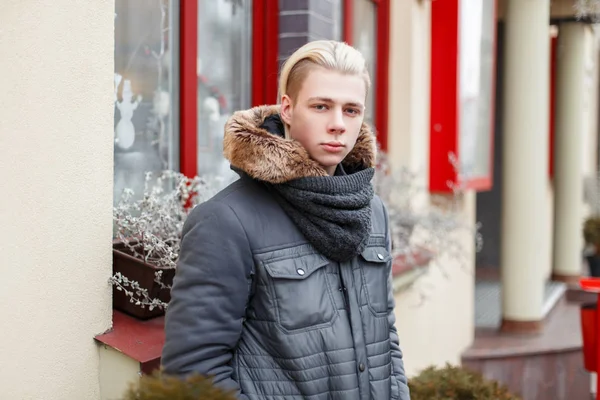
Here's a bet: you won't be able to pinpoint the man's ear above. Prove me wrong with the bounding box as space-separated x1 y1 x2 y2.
280 94 293 125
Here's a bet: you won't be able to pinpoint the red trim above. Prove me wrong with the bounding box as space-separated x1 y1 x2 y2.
252 0 266 107
429 0 460 192
265 0 279 104
179 0 198 178
465 176 492 190
581 278 600 293
343 0 353 45
550 34 557 178
251 0 279 106
375 0 390 152
95 311 165 373
429 0 496 192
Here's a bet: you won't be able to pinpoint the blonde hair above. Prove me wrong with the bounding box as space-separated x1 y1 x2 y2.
278 40 371 138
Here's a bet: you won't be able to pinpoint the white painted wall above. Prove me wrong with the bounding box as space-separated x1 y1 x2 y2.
388 0 476 376
0 1 114 399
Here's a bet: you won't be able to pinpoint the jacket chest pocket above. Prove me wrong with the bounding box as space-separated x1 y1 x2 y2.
262 252 337 333
359 245 391 316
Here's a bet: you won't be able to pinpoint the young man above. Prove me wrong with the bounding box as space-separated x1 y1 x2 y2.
162 40 410 400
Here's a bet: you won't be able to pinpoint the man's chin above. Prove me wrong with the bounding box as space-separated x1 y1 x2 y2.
309 149 349 170
315 157 344 171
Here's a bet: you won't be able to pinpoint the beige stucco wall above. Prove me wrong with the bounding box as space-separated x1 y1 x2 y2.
0 1 114 399
393 193 476 377
388 0 475 377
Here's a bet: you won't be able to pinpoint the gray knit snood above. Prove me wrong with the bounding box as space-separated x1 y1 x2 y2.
266 167 374 262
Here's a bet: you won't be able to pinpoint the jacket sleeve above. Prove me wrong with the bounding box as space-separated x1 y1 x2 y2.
383 202 411 400
161 201 253 400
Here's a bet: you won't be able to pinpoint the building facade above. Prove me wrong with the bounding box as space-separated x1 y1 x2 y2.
2 0 599 398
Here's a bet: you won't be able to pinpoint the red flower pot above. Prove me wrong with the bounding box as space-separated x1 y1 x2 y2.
581 302 597 372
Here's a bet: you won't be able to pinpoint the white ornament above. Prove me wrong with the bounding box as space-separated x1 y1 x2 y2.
203 97 221 122
197 57 203 76
115 79 142 150
153 90 170 119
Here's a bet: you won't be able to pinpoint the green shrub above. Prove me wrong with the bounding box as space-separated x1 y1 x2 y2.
408 364 521 400
584 217 600 250
122 371 237 400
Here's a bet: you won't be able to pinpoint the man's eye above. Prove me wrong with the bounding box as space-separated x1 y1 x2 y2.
313 104 327 110
346 108 359 115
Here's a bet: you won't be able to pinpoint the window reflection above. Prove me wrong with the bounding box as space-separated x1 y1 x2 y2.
113 0 178 206
197 0 253 183
352 0 376 128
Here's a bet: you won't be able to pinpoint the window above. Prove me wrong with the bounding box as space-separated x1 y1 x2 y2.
351 0 376 127
343 0 390 150
429 0 496 192
114 0 179 205
114 0 276 200
457 0 495 181
196 0 253 182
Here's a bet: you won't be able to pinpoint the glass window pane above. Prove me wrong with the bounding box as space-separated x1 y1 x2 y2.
197 0 253 183
114 0 179 205
458 0 495 179
352 0 377 127
332 0 343 41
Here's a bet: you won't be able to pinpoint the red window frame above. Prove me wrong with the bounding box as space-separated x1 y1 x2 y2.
343 0 391 152
429 0 497 193
179 0 279 178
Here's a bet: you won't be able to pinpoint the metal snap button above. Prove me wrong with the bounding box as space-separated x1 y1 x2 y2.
359 363 365 372
297 268 305 276
377 253 384 260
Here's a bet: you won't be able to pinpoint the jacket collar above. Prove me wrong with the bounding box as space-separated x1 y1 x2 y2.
222 105 377 184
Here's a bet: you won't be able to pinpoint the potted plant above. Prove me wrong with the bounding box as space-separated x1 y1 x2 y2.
583 216 600 277
408 363 521 400
583 172 600 277
122 370 237 400
374 151 482 292
111 170 224 319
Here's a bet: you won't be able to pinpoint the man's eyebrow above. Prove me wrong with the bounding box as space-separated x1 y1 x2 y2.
307 97 364 108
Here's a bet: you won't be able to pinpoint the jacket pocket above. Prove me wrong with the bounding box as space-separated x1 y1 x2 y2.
263 251 337 333
359 245 391 316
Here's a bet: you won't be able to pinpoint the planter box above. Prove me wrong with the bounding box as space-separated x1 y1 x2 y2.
112 242 175 320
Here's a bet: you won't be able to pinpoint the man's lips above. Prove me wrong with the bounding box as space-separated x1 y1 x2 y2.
322 142 344 147
321 142 345 153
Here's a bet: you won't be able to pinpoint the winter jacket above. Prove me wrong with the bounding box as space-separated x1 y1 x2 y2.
162 105 410 400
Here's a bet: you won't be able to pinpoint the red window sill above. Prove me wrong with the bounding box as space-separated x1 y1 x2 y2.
392 247 434 277
95 249 434 374
95 311 165 374
391 247 434 292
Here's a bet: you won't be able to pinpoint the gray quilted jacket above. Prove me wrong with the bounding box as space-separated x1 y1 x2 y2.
162 106 410 400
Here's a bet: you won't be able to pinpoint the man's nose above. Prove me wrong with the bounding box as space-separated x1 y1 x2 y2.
327 109 346 134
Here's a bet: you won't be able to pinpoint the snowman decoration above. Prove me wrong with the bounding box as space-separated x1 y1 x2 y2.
114 73 142 150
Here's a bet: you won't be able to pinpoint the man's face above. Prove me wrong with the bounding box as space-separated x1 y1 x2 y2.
280 67 366 175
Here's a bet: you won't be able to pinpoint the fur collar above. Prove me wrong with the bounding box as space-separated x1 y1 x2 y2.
223 105 377 184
